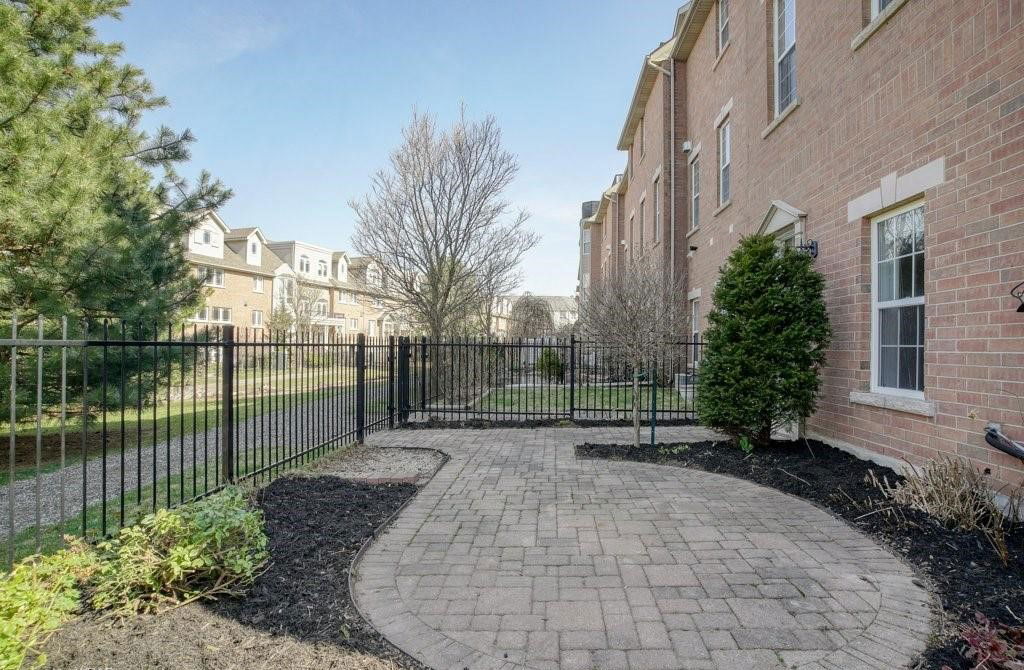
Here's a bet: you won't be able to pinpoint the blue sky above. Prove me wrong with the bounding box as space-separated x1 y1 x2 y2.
98 1 680 294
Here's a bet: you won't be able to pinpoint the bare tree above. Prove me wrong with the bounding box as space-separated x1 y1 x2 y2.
350 109 539 339
578 253 685 448
508 293 555 338
271 279 326 338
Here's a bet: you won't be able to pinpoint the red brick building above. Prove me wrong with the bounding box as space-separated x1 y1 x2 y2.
581 0 1024 487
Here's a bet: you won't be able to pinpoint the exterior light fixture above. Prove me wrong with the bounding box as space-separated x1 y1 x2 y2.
796 240 819 259
1012 280 1024 312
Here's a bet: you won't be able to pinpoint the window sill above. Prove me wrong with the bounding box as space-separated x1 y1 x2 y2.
712 41 730 72
852 0 911 51
761 97 801 139
849 391 936 417
686 226 701 239
713 200 732 217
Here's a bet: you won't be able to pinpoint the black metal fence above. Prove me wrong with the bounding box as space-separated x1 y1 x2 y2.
409 336 702 422
1 323 701 566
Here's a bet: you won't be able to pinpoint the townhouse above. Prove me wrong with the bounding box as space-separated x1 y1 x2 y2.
185 213 409 338
582 0 1024 486
487 294 579 337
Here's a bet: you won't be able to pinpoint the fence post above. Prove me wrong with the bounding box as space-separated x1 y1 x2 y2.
221 325 235 484
387 335 395 429
568 334 576 421
356 333 366 443
419 336 427 411
397 336 411 424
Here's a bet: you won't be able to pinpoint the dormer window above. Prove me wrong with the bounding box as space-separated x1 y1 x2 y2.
337 263 347 281
299 255 311 273
367 267 381 286
250 242 257 255
203 231 212 244
317 260 328 277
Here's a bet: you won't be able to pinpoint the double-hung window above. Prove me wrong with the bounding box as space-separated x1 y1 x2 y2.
774 0 797 114
638 199 646 249
253 276 264 293
718 0 730 51
690 159 700 230
718 120 731 205
251 310 263 327
690 298 701 363
200 266 223 287
872 203 925 396
652 177 661 243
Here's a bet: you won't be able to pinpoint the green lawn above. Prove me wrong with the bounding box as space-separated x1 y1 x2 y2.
472 385 690 413
0 369 379 485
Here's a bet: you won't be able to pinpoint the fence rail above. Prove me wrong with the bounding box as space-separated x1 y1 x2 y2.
1 320 702 566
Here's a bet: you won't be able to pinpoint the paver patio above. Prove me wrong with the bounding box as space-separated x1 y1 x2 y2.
352 427 933 670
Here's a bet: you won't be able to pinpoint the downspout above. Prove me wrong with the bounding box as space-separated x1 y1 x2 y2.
648 56 675 282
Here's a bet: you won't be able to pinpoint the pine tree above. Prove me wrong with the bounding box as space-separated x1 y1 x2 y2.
696 235 832 446
0 0 231 325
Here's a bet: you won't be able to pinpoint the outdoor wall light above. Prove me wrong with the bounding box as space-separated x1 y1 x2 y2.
1012 280 1024 312
689 245 698 252
796 240 819 259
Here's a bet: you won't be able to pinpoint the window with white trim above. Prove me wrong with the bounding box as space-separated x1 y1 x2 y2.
871 0 895 18
210 307 232 323
690 298 702 363
582 228 591 256
194 307 208 322
652 177 661 243
349 318 359 330
638 117 645 157
718 120 731 205
251 310 263 327
317 260 328 277
299 255 311 273
198 266 224 287
252 276 264 293
872 203 925 395
690 158 700 230
774 0 797 115
202 230 212 245
638 198 646 248
718 0 730 52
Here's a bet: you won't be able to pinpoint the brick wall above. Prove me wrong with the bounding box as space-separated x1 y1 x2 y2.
679 0 1024 486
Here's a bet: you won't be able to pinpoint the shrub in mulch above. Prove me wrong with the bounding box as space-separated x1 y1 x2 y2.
44 477 426 670
577 440 1024 670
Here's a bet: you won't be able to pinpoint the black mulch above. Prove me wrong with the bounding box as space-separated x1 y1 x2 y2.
45 476 427 670
577 440 1024 670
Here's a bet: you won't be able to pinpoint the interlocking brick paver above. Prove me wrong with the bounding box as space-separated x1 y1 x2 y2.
351 427 933 669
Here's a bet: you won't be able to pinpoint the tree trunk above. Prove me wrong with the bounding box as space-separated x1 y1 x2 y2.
632 373 641 449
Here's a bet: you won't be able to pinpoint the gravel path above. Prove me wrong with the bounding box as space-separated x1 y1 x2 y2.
1 380 391 541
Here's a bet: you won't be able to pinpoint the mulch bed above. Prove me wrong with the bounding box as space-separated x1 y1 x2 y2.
44 476 427 670
577 439 1024 670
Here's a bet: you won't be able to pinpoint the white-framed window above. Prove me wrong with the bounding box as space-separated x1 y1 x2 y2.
194 307 208 322
250 241 257 255
871 0 895 18
582 228 591 256
638 116 645 157
199 266 224 287
628 214 635 257
652 177 661 243
718 0 730 51
690 158 701 230
251 310 263 327
774 0 797 115
718 119 731 205
317 260 328 277
373 298 384 308
367 267 381 286
690 298 702 363
314 300 327 317
871 202 925 397
202 230 212 244
210 307 232 323
349 318 359 330
252 276 264 293
299 255 311 273
638 198 646 248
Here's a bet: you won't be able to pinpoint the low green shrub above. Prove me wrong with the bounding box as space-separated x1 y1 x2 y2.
0 543 98 670
89 486 268 615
